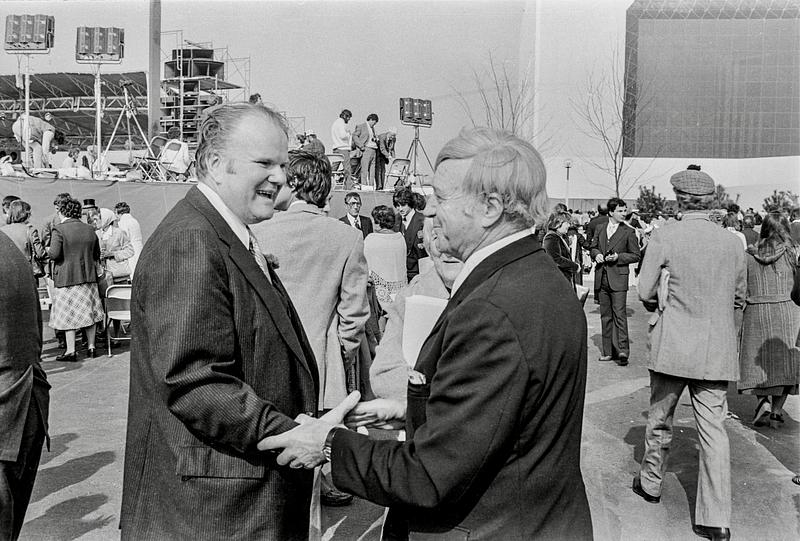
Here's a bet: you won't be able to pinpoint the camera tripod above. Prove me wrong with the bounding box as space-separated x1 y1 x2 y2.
404 124 434 187
102 83 157 165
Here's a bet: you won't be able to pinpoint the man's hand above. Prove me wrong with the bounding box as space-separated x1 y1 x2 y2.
594 253 605 264
605 252 619 263
344 398 406 429
257 391 361 469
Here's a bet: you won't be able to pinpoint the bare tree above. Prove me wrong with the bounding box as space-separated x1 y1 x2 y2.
571 45 658 198
453 52 554 152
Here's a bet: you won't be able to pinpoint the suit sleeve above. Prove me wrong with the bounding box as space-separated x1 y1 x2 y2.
48 227 63 261
369 289 410 402
332 299 528 508
637 229 664 303
589 229 601 259
615 228 641 265
337 233 370 355
137 229 296 456
542 234 578 273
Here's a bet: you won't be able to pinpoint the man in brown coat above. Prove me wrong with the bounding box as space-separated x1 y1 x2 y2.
633 167 746 541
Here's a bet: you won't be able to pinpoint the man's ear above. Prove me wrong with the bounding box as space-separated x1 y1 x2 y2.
480 192 504 227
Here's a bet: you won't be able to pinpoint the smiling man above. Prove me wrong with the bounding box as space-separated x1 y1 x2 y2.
121 104 320 540
260 127 594 540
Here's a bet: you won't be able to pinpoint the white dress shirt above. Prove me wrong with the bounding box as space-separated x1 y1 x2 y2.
196 182 249 250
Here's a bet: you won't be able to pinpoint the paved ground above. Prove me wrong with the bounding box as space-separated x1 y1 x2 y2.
20 277 800 541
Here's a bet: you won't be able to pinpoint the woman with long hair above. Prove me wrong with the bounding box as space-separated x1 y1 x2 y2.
543 209 579 285
738 212 800 426
48 198 105 361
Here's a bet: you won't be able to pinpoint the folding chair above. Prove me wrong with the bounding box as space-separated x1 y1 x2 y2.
386 158 411 188
327 153 345 189
105 284 132 356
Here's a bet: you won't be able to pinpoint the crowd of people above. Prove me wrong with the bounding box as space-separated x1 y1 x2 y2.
1 101 798 541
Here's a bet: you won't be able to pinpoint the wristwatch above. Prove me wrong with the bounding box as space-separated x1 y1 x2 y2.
322 427 341 463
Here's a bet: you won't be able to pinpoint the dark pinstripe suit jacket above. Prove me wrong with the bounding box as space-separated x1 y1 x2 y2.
121 187 319 540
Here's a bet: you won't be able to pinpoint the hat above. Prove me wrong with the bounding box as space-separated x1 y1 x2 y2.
670 168 715 196
305 129 316 136
83 198 97 209
387 126 397 135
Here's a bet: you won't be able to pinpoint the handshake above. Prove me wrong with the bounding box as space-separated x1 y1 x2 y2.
257 392 406 470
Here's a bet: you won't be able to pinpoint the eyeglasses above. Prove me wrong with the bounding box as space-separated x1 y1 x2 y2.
347 201 361 207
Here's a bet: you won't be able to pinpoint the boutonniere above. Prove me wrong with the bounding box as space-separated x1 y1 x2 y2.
264 253 280 269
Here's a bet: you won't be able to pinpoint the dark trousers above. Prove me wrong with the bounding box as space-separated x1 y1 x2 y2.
598 270 629 357
0 400 46 541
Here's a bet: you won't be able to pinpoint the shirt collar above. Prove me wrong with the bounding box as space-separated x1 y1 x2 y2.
404 209 415 223
450 228 533 297
196 182 250 250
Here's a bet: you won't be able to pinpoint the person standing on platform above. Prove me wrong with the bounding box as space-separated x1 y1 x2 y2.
11 113 56 168
302 129 326 156
259 127 593 541
121 103 319 540
0 230 50 541
331 109 353 189
352 114 380 189
633 167 745 541
590 197 640 366
376 127 397 190
338 191 373 239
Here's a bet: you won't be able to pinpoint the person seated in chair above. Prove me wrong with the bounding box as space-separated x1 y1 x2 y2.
160 127 192 179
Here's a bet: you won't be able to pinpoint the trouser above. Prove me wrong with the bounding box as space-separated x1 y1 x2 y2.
335 148 352 189
41 130 54 167
640 371 731 528
0 399 46 541
360 147 377 187
375 158 387 190
598 271 629 357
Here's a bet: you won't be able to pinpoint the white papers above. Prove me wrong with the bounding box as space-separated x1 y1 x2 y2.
402 294 448 367
417 256 434 275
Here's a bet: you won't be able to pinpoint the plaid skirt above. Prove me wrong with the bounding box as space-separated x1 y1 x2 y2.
50 282 105 331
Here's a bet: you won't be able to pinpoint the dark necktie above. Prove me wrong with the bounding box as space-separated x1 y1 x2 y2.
354 217 361 230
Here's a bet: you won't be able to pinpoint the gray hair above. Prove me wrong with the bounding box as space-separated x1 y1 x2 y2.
195 102 288 181
435 127 549 228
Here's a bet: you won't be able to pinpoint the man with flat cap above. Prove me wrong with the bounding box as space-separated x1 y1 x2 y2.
631 165 745 541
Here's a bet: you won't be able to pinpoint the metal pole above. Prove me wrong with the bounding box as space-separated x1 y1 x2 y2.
565 165 570 208
24 55 31 168
95 66 102 158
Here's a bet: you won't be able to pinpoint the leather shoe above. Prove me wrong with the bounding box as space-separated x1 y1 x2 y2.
617 354 629 366
692 525 730 540
87 347 97 358
631 477 660 503
321 489 354 507
55 351 77 363
598 355 613 362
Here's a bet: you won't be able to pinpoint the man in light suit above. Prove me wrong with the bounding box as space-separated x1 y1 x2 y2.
375 128 396 190
632 168 745 541
590 197 640 365
352 113 380 188
121 103 320 540
261 128 594 540
338 191 373 239
0 231 50 541
253 150 369 508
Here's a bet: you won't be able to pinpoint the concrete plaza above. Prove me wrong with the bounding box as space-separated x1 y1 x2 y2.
19 282 800 541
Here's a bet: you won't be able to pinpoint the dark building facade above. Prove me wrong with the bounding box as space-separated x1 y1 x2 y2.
623 0 800 159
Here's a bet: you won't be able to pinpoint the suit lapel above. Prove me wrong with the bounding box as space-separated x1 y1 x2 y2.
607 224 628 252
423 235 542 348
186 188 316 381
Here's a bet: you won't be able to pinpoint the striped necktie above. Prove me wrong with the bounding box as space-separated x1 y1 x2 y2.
247 228 272 284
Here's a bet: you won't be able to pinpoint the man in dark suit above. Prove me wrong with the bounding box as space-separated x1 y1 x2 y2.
261 128 593 540
585 204 609 303
590 197 641 366
0 230 50 541
121 103 320 540
394 187 427 282
338 191 373 238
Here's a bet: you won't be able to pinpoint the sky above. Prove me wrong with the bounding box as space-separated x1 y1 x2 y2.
0 0 796 207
